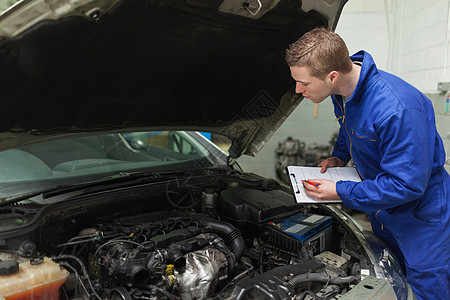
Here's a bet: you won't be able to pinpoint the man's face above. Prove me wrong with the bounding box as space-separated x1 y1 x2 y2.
289 66 332 103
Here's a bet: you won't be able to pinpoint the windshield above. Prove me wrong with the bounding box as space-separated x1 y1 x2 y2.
0 0 20 14
0 131 228 197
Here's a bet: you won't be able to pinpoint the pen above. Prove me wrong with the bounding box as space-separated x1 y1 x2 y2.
304 179 321 187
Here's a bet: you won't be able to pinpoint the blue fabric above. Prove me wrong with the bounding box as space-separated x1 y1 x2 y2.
332 51 450 300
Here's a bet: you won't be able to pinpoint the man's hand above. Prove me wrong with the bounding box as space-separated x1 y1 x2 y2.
318 157 345 173
303 179 339 200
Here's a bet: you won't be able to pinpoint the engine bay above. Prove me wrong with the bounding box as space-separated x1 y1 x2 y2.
0 174 374 300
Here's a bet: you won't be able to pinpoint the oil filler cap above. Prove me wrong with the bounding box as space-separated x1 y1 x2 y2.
0 260 19 275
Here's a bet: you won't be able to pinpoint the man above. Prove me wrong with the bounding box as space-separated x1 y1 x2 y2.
285 28 449 300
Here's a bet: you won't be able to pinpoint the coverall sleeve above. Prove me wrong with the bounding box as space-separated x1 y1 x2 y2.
336 108 435 213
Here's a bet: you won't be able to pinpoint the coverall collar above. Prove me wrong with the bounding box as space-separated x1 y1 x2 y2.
337 50 379 104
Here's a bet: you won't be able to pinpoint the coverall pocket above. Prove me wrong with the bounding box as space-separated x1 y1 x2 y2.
412 184 442 224
350 128 378 142
373 207 397 226
349 128 379 164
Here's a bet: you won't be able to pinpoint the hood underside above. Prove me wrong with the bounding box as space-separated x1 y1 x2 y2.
0 0 347 157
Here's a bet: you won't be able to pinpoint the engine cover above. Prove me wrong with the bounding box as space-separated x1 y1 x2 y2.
219 187 298 226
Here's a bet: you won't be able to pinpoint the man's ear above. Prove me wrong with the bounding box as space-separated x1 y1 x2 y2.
326 71 339 85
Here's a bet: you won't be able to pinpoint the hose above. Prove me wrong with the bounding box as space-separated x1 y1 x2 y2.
289 273 357 288
115 210 246 260
156 287 176 300
52 254 102 300
196 215 245 260
58 261 81 298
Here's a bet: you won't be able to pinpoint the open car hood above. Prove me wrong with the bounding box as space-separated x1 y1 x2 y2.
0 0 347 158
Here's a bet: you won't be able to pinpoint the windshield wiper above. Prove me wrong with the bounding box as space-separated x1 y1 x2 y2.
45 171 165 197
0 167 221 207
0 171 163 207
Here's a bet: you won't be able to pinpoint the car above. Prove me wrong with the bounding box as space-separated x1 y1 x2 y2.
0 0 416 299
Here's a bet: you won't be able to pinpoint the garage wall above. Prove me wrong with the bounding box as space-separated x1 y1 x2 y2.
388 0 450 173
389 0 449 92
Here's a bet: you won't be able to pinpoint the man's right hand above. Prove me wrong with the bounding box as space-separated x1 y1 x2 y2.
318 157 345 173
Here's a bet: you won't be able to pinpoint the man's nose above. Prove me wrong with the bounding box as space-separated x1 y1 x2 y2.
295 83 305 94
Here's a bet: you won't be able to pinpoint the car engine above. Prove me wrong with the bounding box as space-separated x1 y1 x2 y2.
0 175 373 300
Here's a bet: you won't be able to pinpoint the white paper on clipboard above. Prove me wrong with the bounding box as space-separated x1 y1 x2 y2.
286 166 361 204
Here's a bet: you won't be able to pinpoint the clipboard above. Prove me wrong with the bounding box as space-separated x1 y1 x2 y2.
286 166 361 204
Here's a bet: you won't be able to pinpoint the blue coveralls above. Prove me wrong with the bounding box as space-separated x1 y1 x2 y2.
332 51 450 300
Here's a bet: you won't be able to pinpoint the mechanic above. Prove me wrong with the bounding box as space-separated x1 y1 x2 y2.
285 28 449 300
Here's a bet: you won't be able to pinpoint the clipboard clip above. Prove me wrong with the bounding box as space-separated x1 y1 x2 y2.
290 173 301 194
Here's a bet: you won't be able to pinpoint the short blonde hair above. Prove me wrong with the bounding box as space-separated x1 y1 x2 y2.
285 28 353 79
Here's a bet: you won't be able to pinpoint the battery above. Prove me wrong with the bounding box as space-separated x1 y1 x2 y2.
276 213 333 255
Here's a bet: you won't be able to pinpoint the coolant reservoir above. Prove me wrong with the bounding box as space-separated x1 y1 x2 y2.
0 256 69 300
